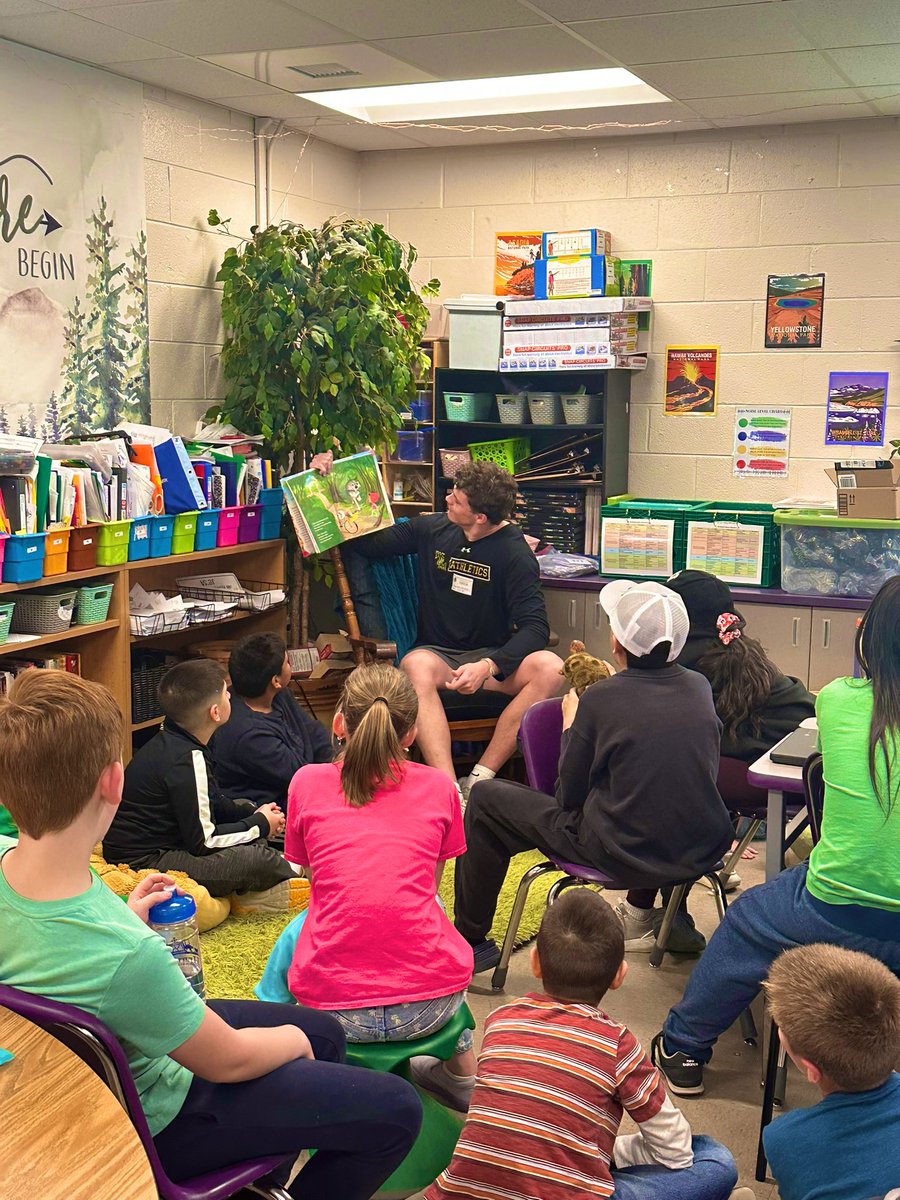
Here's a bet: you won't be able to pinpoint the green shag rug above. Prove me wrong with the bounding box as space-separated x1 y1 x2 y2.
202 850 562 1000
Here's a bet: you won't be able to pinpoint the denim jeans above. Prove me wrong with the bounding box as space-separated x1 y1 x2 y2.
331 989 473 1054
612 1136 737 1200
664 864 900 1063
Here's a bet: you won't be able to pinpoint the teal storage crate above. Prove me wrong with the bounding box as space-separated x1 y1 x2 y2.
129 516 152 561
600 497 706 579
259 510 283 540
259 487 283 508
195 510 220 551
75 582 114 625
687 502 779 588
2 533 47 583
0 600 14 645
149 515 174 558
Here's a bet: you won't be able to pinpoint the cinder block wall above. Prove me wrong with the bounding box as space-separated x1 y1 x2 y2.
359 121 900 503
144 88 359 436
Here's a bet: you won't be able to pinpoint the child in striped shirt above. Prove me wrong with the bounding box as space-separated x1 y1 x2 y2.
424 889 741 1200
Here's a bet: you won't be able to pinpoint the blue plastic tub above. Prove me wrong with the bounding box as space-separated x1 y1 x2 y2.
2 533 46 583
149 515 174 559
129 516 152 561
194 510 220 551
259 511 283 540
259 487 283 508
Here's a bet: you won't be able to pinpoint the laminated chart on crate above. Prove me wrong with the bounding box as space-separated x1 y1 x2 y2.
600 517 675 578
686 521 765 586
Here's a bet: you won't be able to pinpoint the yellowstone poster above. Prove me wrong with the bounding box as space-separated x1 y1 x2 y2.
765 274 825 349
0 39 148 440
664 345 719 416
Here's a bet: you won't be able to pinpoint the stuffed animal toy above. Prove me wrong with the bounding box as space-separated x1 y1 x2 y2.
91 847 230 932
560 640 614 696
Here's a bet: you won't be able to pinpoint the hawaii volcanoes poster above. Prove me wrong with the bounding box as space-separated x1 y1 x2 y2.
0 40 149 440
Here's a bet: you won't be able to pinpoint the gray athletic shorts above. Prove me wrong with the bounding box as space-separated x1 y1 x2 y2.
415 645 502 673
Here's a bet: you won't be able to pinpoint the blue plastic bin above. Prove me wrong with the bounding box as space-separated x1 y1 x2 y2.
149 515 174 558
194 510 220 551
259 488 283 508
129 516 152 561
259 511 283 540
1 533 46 583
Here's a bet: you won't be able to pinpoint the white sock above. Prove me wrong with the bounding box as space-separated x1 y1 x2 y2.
622 899 653 920
469 764 496 784
442 1062 475 1083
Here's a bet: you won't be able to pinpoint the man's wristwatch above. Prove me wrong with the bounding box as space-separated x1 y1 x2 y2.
482 658 498 678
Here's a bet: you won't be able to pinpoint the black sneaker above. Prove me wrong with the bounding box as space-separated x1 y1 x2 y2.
652 909 707 955
471 938 501 974
651 1032 705 1096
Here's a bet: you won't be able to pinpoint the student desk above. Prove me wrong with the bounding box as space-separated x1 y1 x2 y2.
0 1006 156 1200
747 718 817 880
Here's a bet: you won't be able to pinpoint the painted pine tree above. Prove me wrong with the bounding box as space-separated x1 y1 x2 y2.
60 297 93 437
0 407 8 434
43 392 63 442
124 229 151 421
15 413 27 436
85 196 130 428
25 404 37 438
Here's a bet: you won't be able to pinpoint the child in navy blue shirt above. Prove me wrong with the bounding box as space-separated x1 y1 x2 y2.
763 943 900 1200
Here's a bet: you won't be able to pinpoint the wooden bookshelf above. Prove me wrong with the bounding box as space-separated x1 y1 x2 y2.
0 538 286 761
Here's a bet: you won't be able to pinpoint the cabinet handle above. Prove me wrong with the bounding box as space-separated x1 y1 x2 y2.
568 599 576 628
791 617 800 647
822 618 831 649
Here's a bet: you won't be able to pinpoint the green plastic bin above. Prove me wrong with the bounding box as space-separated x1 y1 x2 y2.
775 508 900 598
96 519 132 566
687 502 779 588
468 436 531 474
75 582 114 625
600 497 707 579
172 511 198 555
0 601 14 645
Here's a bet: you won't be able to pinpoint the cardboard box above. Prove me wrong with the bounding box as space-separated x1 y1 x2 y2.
500 352 615 371
494 231 542 297
502 329 637 357
542 229 612 258
825 462 900 519
534 254 621 300
502 311 638 330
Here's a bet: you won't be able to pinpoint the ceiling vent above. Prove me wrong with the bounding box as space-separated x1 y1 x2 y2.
288 63 361 80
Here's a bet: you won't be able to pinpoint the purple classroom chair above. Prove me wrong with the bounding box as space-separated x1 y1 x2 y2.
491 698 728 990
0 984 291 1200
716 756 807 881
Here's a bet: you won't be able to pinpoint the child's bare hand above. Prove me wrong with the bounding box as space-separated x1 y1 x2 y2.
256 803 286 836
128 873 180 924
561 689 580 730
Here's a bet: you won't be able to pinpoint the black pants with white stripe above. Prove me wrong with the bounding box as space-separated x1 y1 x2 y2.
127 839 295 897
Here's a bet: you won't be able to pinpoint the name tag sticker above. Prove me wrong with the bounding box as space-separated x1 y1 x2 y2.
451 573 473 596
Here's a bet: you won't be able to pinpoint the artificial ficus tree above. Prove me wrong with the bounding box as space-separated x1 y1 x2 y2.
207 212 439 640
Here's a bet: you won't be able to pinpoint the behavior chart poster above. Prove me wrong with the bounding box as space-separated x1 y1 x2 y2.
733 408 792 478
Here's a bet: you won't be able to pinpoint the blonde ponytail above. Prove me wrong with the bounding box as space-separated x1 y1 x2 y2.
339 663 418 808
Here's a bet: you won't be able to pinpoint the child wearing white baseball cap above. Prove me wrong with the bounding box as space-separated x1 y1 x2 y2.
454 578 734 970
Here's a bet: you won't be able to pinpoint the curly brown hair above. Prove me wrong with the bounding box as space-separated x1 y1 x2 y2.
452 461 517 525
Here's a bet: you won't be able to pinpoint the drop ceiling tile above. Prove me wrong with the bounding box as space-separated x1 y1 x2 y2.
105 55 277 97
870 93 900 115
688 88 872 119
282 0 546 40
213 93 340 120
43 0 157 8
637 51 848 98
284 118 429 151
534 0 771 15
203 44 432 93
84 0 351 56
373 25 614 79
711 101 884 126
825 45 900 87
779 0 900 49
0 0 50 14
0 8 177 59
573 5 812 64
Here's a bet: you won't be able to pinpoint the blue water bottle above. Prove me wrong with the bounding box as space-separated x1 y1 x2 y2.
148 893 206 999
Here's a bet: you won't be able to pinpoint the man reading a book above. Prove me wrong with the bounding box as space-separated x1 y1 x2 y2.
312 453 564 799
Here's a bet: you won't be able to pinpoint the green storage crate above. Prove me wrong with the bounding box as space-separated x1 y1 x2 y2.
467 436 531 474
775 508 900 598
687 501 779 588
0 600 13 645
75 582 114 625
600 496 707 579
96 519 132 566
172 511 198 555
443 391 493 422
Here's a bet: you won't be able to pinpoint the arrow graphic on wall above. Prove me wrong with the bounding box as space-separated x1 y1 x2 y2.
37 210 61 235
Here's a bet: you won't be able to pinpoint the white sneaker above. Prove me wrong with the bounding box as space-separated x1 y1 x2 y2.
456 777 470 812
409 1055 475 1113
614 900 660 952
700 870 741 894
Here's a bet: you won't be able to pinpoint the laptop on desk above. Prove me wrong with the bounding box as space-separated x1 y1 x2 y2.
770 726 819 767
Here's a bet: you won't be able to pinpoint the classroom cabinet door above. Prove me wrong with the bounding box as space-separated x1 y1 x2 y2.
582 594 613 661
741 604 812 686
808 608 865 692
543 588 586 650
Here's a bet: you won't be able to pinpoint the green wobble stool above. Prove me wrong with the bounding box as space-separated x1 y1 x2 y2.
344 1004 476 1200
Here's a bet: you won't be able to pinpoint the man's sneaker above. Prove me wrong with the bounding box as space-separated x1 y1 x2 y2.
614 900 660 952
471 938 501 974
409 1056 475 1113
651 1032 705 1096
456 776 471 811
652 908 707 955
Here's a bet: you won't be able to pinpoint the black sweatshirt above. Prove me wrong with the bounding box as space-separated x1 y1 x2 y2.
352 514 549 679
678 633 816 763
556 666 734 887
104 720 269 864
211 691 332 809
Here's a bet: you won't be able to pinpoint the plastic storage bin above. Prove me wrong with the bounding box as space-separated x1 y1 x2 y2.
68 526 98 573
11 585 77 635
600 497 706 579
238 505 262 543
194 510 220 551
561 392 601 424
172 512 198 555
128 516 152 561
148 515 174 559
75 582 114 625
217 505 242 547
410 393 433 422
528 392 563 424
439 449 471 479
443 392 493 422
259 488 283 508
468 436 531 474
0 600 13 645
0 535 5 579
96 520 132 567
774 509 900 598
496 394 529 424
43 529 72 577
687 502 780 588
397 431 430 462
259 509 282 541
2 533 47 583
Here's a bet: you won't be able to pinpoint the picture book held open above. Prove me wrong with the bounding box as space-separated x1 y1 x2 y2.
281 451 393 554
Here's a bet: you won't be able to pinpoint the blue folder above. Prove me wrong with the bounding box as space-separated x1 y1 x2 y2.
155 437 209 514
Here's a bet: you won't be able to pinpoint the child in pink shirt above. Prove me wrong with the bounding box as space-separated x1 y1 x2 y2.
284 663 477 1109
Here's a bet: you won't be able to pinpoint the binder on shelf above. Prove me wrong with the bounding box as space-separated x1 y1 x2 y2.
155 437 209 514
